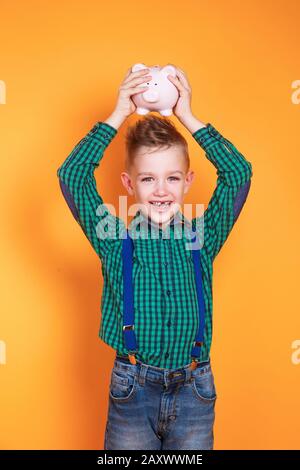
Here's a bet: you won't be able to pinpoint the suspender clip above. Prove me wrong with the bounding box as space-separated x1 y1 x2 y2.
128 353 137 365
189 357 198 370
123 324 135 331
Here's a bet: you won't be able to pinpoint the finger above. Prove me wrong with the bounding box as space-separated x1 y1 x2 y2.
124 67 132 79
123 68 150 84
170 64 190 86
131 86 149 95
122 74 152 89
176 66 185 74
122 85 148 97
122 67 138 82
121 83 150 97
167 74 186 92
174 68 191 89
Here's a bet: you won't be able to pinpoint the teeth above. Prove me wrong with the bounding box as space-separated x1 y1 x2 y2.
150 201 172 206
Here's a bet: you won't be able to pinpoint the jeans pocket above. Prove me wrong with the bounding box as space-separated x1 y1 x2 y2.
109 368 137 402
191 369 217 403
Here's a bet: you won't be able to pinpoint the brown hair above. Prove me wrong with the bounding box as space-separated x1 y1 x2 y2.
125 114 190 173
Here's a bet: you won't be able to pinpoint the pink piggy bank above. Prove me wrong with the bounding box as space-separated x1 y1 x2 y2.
131 63 179 116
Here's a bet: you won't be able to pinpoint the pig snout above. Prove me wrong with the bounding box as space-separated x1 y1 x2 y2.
142 89 159 103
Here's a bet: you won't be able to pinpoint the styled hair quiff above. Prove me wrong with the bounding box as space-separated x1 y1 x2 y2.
125 114 190 173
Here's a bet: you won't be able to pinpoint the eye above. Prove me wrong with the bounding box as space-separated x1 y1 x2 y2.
169 176 180 181
141 177 153 182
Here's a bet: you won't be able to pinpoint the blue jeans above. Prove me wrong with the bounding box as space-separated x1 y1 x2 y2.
104 355 217 450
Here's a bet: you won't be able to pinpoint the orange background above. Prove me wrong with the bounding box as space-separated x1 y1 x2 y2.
1 0 300 450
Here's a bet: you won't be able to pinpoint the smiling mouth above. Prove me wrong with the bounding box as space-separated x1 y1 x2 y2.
149 201 173 211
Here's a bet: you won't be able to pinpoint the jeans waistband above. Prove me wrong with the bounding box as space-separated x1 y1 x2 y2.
116 354 210 369
114 354 211 386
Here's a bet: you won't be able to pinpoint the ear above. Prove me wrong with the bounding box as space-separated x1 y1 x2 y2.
161 64 177 78
120 172 135 196
183 170 195 194
131 63 148 72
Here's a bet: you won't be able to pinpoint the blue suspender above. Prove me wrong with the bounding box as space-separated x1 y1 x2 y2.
122 229 138 353
121 228 205 367
190 232 205 358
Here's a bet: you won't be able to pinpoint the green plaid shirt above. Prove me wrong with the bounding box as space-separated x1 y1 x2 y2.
57 120 253 369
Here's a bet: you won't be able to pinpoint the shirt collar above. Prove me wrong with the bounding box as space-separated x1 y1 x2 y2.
128 207 192 238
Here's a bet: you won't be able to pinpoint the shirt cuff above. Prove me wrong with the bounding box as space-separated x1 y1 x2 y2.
192 123 226 152
86 121 118 146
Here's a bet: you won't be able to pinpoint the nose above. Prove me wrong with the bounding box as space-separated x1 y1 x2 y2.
153 182 169 196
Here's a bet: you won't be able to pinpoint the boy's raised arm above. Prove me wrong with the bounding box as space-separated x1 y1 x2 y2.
57 118 125 260
166 67 253 262
182 115 252 261
57 67 153 260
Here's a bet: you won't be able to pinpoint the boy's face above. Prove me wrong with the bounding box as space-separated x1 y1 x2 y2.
121 145 195 229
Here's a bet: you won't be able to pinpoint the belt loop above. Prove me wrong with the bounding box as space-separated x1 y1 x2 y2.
185 365 192 383
138 363 147 387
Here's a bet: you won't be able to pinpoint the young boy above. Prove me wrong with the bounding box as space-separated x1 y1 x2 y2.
57 65 253 450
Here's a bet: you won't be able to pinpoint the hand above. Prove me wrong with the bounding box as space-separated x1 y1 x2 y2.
113 67 153 119
166 65 193 121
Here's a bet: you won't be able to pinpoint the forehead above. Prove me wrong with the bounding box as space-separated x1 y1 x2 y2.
133 145 186 172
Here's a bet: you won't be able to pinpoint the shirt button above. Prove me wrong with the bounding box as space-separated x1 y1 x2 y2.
165 353 169 358
163 261 169 266
166 290 172 296
167 321 171 327
199 137 205 142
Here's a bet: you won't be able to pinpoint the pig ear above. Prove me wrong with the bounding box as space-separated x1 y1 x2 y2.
131 63 148 72
161 64 177 77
